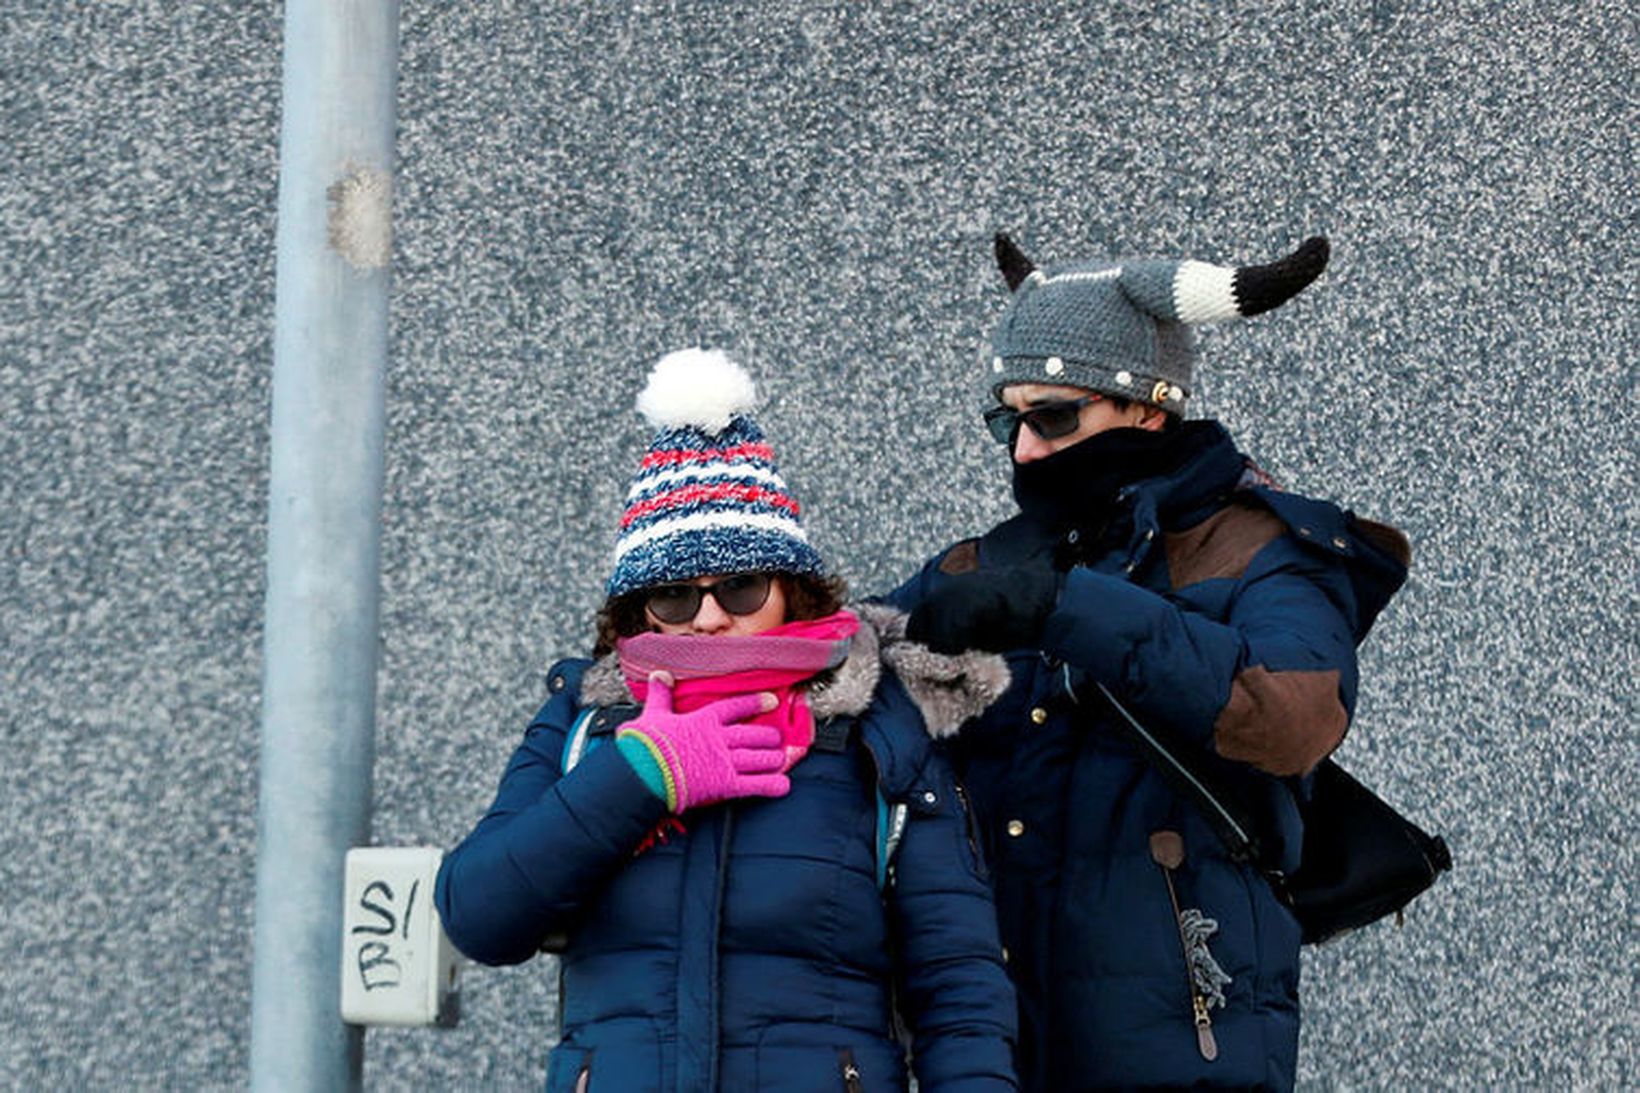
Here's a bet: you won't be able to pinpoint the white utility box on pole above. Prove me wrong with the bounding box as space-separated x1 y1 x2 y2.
340 847 461 1028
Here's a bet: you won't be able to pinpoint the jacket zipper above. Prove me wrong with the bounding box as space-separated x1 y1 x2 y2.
837 1047 863 1093
1149 830 1218 1062
707 809 734 1092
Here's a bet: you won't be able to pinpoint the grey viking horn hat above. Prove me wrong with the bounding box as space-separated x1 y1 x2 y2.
987 234 1330 412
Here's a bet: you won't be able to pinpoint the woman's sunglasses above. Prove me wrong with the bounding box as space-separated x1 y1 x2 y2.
982 396 1097 445
643 572 774 625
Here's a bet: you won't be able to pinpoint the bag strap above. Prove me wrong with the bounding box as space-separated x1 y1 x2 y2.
1087 678 1270 872
1088 675 1453 942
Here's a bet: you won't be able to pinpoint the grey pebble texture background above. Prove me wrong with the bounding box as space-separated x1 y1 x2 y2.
2 1 1634 1088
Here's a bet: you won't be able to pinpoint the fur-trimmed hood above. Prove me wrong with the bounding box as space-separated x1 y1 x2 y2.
578 603 1010 738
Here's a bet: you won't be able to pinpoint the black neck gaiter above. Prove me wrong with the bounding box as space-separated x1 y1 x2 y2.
1010 423 1211 536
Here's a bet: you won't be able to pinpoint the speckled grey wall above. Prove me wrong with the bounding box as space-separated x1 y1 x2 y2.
2 1 1632 1088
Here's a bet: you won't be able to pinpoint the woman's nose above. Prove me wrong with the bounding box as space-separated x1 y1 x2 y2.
691 593 733 633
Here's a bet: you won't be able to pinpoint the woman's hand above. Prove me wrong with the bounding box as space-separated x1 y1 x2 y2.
616 672 789 812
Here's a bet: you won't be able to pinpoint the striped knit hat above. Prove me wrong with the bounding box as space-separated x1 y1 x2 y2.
606 348 825 598
987 234 1330 413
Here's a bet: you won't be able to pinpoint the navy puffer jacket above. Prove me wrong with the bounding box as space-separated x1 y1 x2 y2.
435 606 1019 1093
889 422 1409 1091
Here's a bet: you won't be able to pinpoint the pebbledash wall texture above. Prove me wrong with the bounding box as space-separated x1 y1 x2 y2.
0 1 1632 1088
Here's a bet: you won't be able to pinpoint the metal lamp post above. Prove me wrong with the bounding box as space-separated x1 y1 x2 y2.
250 2 400 1088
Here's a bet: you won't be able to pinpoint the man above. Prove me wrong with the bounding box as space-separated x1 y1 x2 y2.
889 233 1410 1090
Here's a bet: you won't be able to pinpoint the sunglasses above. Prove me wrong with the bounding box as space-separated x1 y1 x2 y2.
982 396 1098 445
643 572 775 625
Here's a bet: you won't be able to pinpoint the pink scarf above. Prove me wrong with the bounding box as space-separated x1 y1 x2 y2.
617 610 860 771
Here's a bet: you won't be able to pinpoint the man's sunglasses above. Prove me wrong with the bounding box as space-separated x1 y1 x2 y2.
982 396 1098 445
643 572 774 624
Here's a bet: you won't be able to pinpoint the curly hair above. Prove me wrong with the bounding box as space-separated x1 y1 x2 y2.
592 572 850 657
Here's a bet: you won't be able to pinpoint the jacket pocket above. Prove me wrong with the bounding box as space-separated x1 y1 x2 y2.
545 1045 591 1093
953 780 989 879
838 1047 864 1093
751 1025 906 1092
546 1020 664 1092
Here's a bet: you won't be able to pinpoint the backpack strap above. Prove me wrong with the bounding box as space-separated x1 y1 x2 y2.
561 707 601 775
561 703 641 775
877 796 911 891
543 704 635 964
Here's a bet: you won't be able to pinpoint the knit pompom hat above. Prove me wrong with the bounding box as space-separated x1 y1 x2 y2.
606 348 825 598
986 234 1330 413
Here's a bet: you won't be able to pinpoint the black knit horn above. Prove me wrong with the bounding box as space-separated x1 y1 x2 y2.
1233 236 1330 317
995 233 1036 293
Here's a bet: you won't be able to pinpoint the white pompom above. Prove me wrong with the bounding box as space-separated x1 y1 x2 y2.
636 347 759 434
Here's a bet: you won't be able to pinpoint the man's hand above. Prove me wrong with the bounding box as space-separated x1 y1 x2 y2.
906 560 1061 654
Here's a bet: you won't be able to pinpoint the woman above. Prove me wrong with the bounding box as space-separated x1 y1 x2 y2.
435 348 1018 1092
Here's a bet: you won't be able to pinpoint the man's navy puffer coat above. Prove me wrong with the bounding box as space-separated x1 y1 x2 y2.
435 607 1019 1093
889 422 1410 1091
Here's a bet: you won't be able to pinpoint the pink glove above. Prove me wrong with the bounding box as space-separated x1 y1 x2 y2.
616 672 790 812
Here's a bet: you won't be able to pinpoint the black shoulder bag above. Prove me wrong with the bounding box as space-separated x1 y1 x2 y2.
1095 682 1452 945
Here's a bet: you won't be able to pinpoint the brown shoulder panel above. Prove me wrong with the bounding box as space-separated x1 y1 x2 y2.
938 539 981 575
1213 665 1347 776
1164 503 1285 589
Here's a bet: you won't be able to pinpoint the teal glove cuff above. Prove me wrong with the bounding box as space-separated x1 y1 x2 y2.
615 732 675 808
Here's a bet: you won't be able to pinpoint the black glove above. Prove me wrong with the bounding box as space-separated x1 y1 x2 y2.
906 560 1062 654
